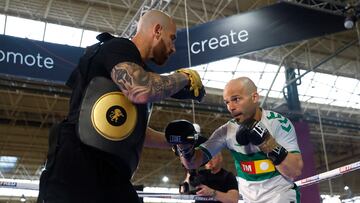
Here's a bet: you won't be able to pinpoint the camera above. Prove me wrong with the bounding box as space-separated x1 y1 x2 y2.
189 169 204 187
179 169 205 194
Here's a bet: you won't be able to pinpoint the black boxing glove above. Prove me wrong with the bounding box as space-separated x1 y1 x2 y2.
165 120 200 161
235 125 250 145
242 119 288 165
242 118 269 145
172 135 208 161
165 120 198 145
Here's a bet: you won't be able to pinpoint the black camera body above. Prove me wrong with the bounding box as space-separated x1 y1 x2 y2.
189 169 204 187
179 169 205 194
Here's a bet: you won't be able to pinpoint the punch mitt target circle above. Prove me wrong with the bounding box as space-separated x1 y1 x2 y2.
91 92 137 141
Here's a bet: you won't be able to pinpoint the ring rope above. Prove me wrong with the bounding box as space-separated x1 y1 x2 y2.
0 161 359 200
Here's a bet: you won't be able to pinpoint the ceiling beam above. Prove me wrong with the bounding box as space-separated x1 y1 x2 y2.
4 0 10 12
81 6 92 26
43 0 54 19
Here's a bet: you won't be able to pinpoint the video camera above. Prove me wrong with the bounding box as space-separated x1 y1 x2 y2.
179 169 206 194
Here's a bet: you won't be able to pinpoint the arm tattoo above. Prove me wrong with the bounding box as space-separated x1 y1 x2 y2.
111 62 188 103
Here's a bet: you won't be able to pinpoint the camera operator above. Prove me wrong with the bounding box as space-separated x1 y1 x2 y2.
180 153 239 203
164 120 238 202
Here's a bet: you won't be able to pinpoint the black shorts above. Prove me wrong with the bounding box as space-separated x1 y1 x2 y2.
38 122 141 203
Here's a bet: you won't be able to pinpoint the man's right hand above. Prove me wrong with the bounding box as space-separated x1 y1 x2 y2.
235 124 250 145
235 118 264 146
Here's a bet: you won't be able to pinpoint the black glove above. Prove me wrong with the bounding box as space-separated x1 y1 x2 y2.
165 120 199 161
235 118 262 146
236 118 271 145
237 118 288 165
172 135 207 157
171 85 206 102
235 125 250 145
165 120 198 145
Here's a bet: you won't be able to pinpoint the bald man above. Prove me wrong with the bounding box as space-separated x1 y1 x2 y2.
178 77 303 203
38 10 204 203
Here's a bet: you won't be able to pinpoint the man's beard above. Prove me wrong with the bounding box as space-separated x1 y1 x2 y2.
151 39 168 65
233 108 256 123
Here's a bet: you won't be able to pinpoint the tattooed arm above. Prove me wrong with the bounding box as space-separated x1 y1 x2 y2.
111 62 189 103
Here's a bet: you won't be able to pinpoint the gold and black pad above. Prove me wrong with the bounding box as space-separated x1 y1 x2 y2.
78 77 149 174
91 91 137 141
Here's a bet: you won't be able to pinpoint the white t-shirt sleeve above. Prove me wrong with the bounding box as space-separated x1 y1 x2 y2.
273 119 300 153
198 124 228 159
